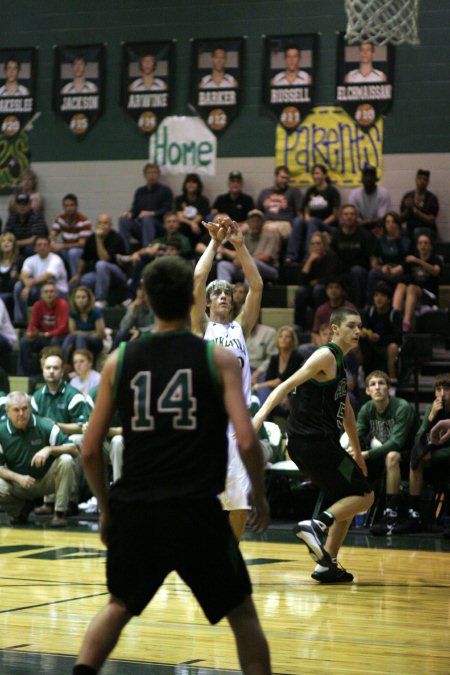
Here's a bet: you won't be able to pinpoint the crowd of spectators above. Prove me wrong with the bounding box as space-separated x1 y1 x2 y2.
0 161 448 535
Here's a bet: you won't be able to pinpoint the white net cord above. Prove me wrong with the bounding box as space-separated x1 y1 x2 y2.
345 0 420 45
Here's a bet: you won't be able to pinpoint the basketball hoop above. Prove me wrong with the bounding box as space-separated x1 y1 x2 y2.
345 0 420 45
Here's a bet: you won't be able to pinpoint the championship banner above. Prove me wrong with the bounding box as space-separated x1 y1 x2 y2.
189 38 244 135
275 106 383 188
121 41 174 135
336 34 394 131
149 116 216 176
263 34 318 133
0 48 37 139
53 44 105 137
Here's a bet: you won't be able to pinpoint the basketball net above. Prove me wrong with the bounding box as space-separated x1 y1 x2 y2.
345 0 420 45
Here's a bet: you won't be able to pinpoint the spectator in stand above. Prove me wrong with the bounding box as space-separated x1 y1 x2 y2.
311 279 356 346
118 163 173 252
256 165 303 240
286 164 341 262
70 213 127 309
252 325 302 419
70 349 101 396
351 370 418 536
232 281 248 315
112 281 154 349
395 375 450 533
18 281 69 376
294 232 341 331
4 192 48 257
348 166 392 236
248 322 279 403
360 282 403 381
175 173 210 248
8 169 44 215
0 232 22 317
393 233 442 332
62 286 106 362
366 211 411 303
0 297 16 354
50 193 91 277
217 209 280 285
399 169 440 242
330 204 378 308
13 235 68 326
126 212 193 297
210 171 255 224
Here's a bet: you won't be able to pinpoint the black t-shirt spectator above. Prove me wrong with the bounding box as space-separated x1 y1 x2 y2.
298 250 341 286
81 231 126 272
265 351 303 382
405 252 442 300
400 190 439 236
302 184 340 222
4 211 48 241
362 305 403 346
331 228 377 271
374 235 411 266
212 192 255 223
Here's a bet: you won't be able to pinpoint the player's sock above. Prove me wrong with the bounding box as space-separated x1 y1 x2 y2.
314 562 330 572
73 665 97 674
409 495 420 512
385 494 399 513
316 510 334 528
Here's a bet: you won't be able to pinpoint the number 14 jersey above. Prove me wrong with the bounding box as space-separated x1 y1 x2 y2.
111 330 228 504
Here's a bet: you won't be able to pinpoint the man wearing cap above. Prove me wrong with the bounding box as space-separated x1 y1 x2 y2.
360 282 403 381
0 391 77 527
4 193 48 256
118 163 173 253
348 167 392 234
210 171 255 224
400 169 440 241
256 165 303 239
217 210 280 285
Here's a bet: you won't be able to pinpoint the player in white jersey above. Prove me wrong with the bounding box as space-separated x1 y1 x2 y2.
192 217 263 540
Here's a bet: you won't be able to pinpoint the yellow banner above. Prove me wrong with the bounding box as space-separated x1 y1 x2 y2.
276 106 383 188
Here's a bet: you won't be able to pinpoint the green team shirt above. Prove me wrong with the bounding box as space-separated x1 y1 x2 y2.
31 381 89 427
0 391 7 419
88 385 122 427
0 414 72 480
357 396 418 460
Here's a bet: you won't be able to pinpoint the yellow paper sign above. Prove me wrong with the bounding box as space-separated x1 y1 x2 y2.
276 106 383 188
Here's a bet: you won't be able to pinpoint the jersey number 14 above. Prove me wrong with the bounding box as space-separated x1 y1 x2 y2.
131 369 197 431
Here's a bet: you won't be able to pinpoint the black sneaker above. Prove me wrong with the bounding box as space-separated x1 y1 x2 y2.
311 562 354 584
392 509 421 534
370 508 398 536
293 519 332 566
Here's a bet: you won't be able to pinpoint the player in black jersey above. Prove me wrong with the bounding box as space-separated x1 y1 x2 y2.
74 257 271 675
254 307 374 583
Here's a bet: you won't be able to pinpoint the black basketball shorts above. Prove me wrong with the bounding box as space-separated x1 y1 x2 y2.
107 495 252 624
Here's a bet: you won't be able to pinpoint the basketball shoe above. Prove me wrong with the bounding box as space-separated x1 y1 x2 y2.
293 519 333 566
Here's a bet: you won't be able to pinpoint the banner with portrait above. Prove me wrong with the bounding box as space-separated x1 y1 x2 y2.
263 34 318 133
336 34 394 131
189 38 244 135
121 41 174 134
0 48 37 139
275 106 383 188
53 44 105 137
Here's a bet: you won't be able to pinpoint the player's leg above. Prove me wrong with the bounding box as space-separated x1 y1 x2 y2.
227 595 271 675
74 595 131 673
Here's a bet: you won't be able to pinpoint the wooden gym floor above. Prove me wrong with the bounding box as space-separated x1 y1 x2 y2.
0 517 449 674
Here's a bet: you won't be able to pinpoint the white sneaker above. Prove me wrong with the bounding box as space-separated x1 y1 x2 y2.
78 496 98 513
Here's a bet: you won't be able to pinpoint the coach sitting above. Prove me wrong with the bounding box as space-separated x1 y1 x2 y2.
0 392 77 527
